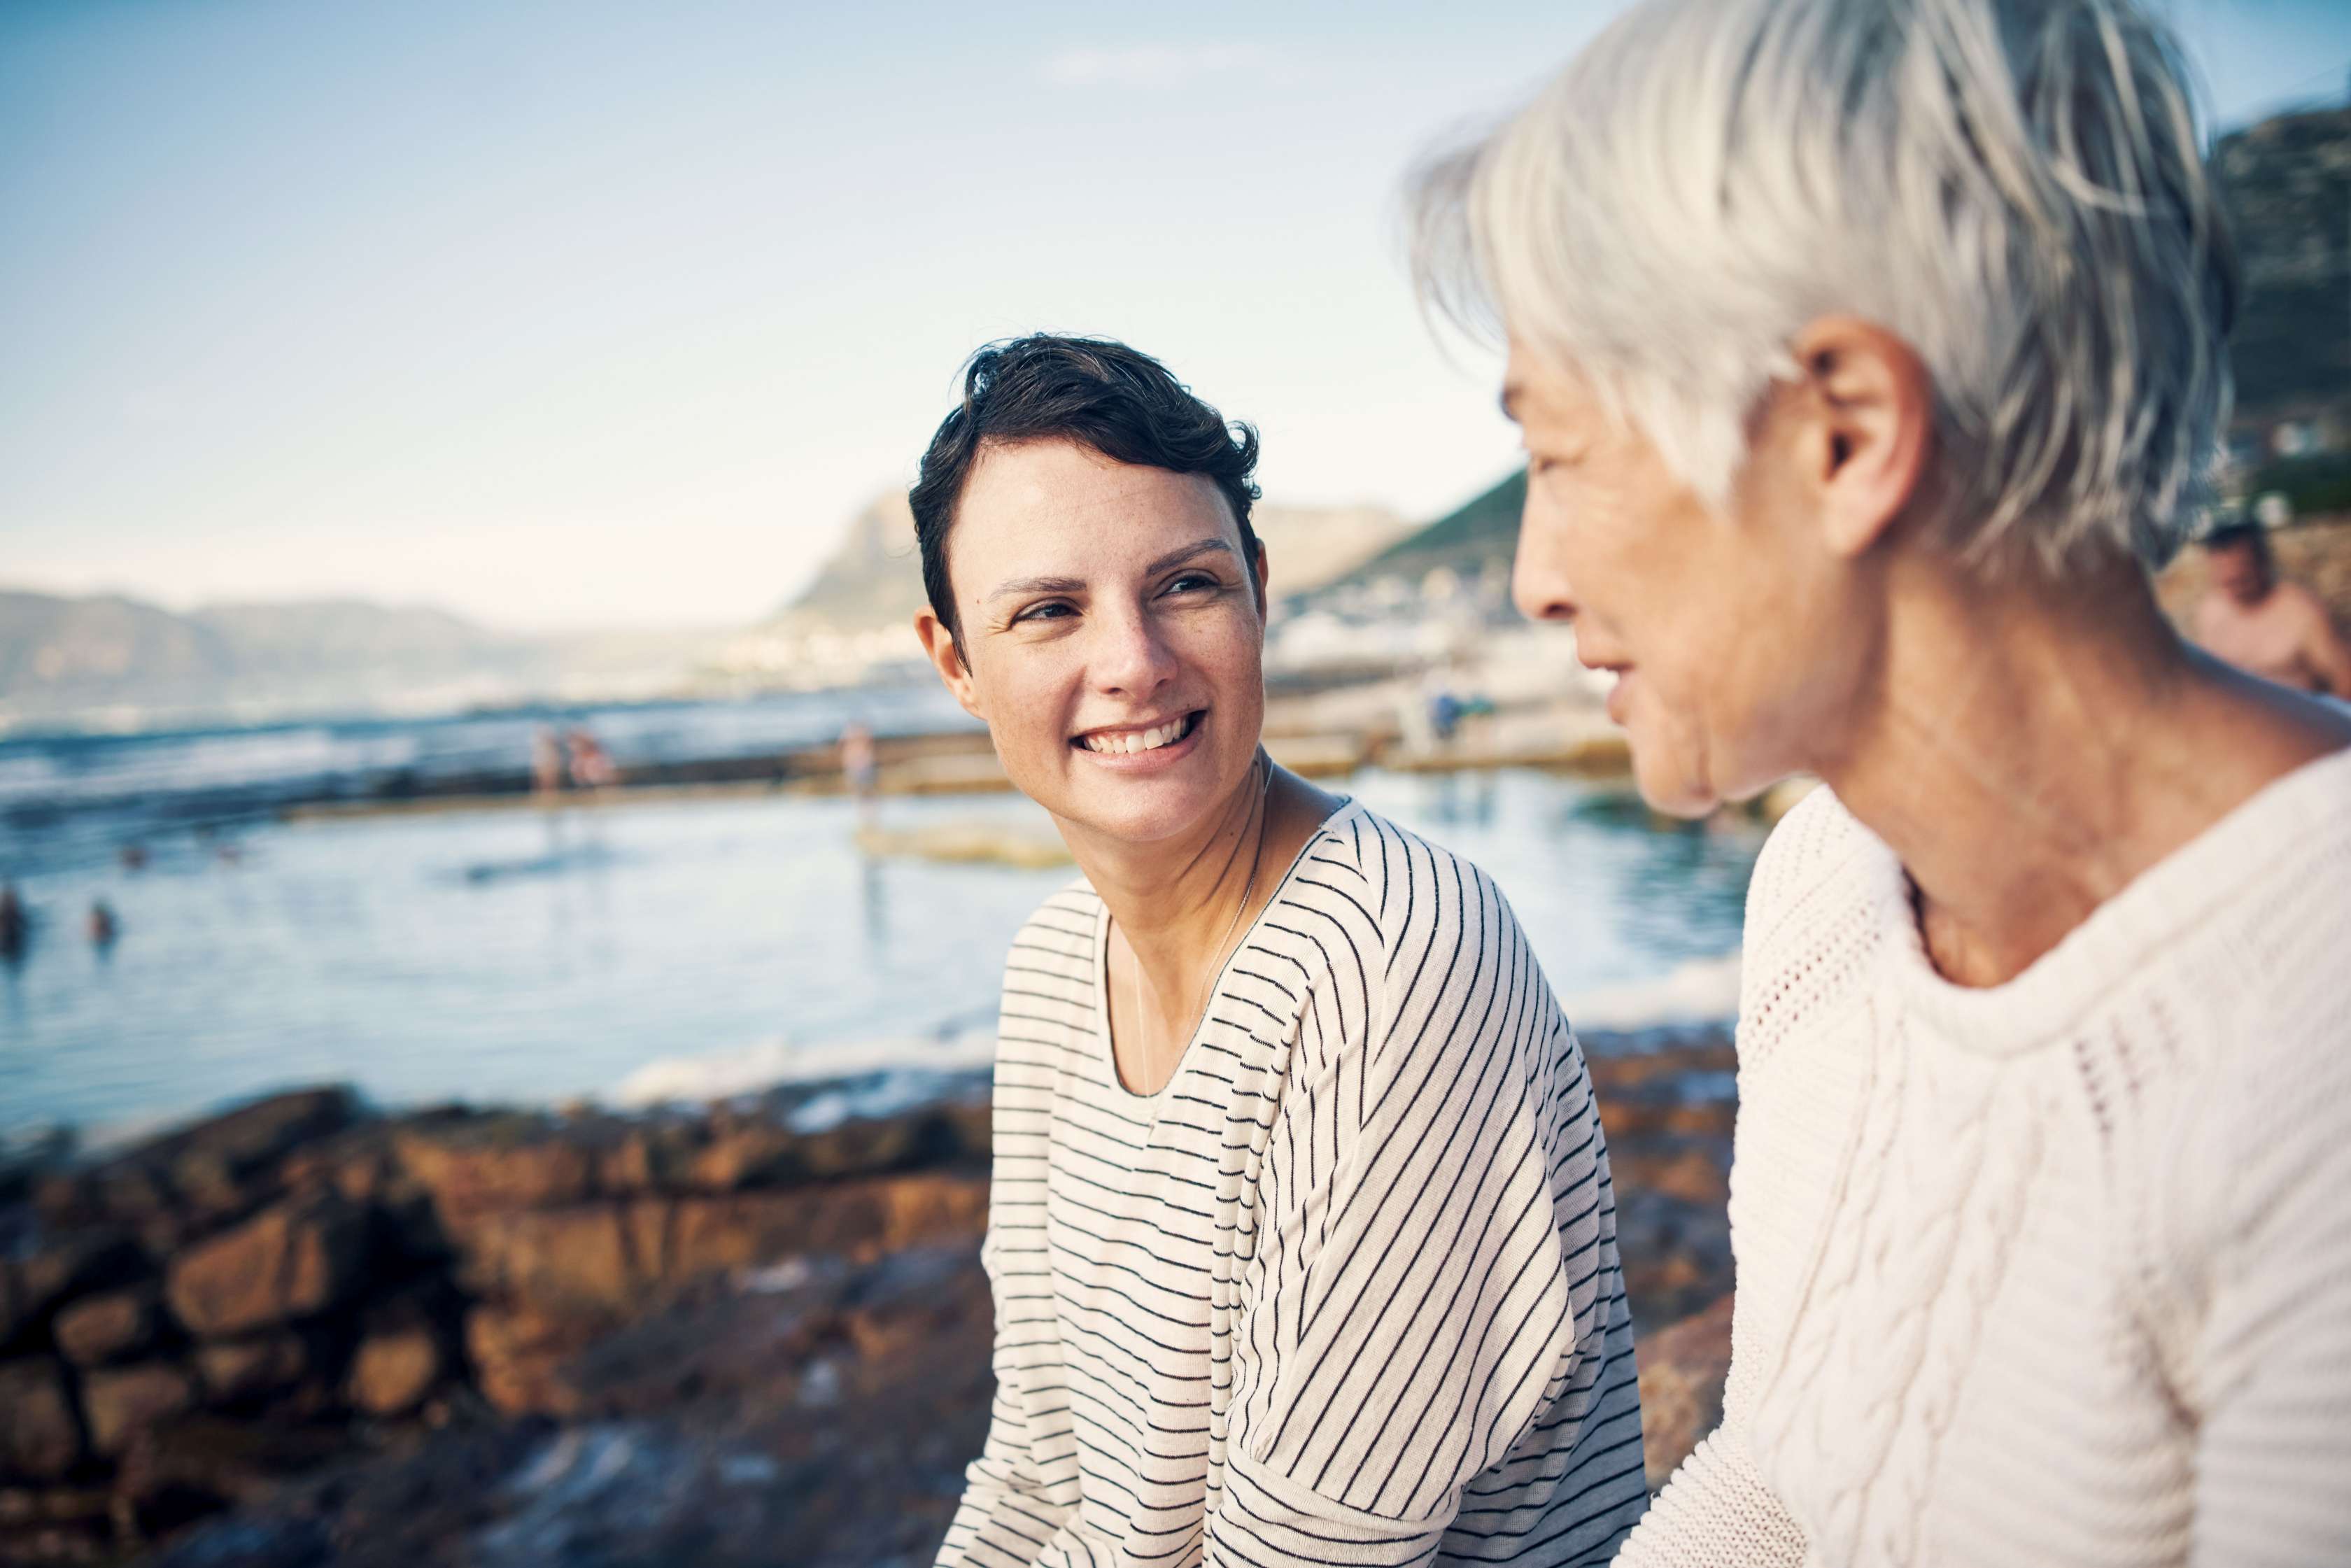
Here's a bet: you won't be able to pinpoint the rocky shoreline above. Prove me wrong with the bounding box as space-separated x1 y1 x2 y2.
0 1029 1737 1567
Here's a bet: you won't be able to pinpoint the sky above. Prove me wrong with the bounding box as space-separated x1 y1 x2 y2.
3 0 2346 633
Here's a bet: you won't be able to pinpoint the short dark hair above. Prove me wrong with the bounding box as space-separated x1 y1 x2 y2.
910 334 1262 648
2204 519 2272 567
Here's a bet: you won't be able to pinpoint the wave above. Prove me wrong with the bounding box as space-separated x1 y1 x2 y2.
1560 950 1741 1033
606 952 1742 1117
604 1022 996 1115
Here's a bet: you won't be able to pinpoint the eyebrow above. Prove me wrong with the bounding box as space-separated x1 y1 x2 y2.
984 537 1236 602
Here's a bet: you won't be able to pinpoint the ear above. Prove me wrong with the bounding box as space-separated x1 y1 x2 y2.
913 608 985 721
1250 537 1270 621
1786 316 1933 560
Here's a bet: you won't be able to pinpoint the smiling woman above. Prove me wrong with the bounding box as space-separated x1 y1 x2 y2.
908 336 1649 1566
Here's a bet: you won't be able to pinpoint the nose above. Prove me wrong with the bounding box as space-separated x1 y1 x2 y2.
1090 602 1182 698
1511 495 1579 624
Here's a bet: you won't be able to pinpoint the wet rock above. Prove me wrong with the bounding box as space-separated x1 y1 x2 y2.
54 1283 166 1366
81 1362 199 1455
1636 1292 1735 1489
167 1195 374 1338
0 1358 83 1479
348 1328 442 1417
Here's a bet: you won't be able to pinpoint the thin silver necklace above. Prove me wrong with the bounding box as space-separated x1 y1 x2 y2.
1122 750 1273 1092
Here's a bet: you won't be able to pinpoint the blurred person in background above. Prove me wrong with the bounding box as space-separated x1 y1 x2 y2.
839 718 881 823
915 335 1647 1566
1413 0 2351 1562
2191 519 2351 695
530 723 567 797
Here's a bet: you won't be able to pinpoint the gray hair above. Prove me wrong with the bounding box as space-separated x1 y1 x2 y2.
1411 0 2237 573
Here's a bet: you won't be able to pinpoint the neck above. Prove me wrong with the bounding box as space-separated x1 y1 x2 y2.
1063 754 1270 1006
1819 551 2341 987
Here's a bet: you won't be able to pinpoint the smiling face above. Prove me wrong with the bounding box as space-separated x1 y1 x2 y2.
915 438 1269 845
1503 340 1891 816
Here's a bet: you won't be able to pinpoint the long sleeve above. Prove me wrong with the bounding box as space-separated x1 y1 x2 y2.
936 1218 1079 1567
1610 1288 1805 1565
1209 851 1646 1565
2180 997 2351 1566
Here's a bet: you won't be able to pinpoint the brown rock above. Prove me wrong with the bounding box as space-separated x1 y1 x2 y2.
686 1124 800 1191
1636 1292 1735 1490
598 1123 703 1193
167 1195 373 1337
80 1362 198 1455
46 1089 360 1244
347 1328 442 1416
393 1115 598 1217
1611 1143 1730 1208
456 1203 650 1313
0 1230 146 1348
278 1123 403 1206
667 1173 990 1283
464 1303 604 1415
0 1359 83 1478
54 1284 164 1366
794 1115 922 1178
195 1332 312 1408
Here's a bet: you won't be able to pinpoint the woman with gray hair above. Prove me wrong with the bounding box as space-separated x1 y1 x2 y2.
1415 0 2350 1563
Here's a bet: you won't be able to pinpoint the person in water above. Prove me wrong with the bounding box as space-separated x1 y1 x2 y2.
2191 519 2351 695
920 335 1646 1566
1413 0 2351 1560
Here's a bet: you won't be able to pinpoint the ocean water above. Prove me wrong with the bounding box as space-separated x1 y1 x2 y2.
0 700 1762 1138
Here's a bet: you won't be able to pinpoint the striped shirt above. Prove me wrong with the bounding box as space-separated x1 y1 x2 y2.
937 800 1647 1568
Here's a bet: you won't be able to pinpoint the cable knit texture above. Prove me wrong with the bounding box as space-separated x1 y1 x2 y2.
1617 749 2351 1567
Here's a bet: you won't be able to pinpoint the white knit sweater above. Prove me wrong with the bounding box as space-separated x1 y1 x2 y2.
1618 748 2351 1567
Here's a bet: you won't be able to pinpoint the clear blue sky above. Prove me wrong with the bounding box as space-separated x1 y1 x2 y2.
3 0 2345 632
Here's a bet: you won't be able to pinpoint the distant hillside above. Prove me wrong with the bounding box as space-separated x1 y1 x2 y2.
0 591 726 728
768 488 1411 633
2214 102 2351 425
1320 469 1527 593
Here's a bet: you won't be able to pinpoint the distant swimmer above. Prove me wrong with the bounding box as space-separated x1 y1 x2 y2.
564 728 618 791
87 899 118 947
839 719 880 821
118 843 148 872
0 884 26 961
2193 521 2351 695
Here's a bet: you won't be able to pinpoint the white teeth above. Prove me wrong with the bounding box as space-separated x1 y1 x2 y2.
1082 716 1189 754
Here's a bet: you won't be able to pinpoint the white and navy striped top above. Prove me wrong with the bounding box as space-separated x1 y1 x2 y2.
938 800 1647 1568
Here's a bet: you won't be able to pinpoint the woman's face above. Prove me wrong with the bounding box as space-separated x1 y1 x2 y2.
1503 341 1877 816
919 438 1269 845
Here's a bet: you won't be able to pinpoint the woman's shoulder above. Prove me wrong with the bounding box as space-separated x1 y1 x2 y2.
1283 800 1532 966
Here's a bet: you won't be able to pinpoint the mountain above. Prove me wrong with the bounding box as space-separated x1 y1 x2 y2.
2213 102 2350 426
1324 469 1527 592
0 591 728 729
763 489 1412 633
